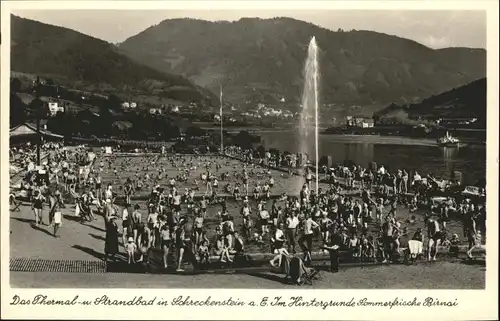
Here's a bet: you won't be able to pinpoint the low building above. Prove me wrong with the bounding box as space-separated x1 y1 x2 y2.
347 116 375 128
362 119 375 128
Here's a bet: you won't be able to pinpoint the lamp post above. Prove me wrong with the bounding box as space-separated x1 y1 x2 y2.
220 83 223 155
32 76 49 166
35 76 42 165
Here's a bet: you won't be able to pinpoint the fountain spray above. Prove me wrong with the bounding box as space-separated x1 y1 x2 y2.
312 37 319 192
299 36 320 192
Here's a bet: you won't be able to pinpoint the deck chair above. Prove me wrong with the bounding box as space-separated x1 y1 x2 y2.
404 240 423 264
10 194 22 211
288 256 320 286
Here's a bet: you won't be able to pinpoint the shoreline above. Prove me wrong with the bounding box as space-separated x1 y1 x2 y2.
199 126 485 146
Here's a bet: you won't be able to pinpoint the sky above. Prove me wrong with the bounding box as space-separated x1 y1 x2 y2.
13 9 486 49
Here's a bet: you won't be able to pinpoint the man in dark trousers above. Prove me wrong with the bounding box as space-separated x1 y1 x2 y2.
322 231 343 273
322 243 340 273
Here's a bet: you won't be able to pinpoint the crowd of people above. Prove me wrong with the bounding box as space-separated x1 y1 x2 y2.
10 142 486 275
96 149 485 271
10 142 95 236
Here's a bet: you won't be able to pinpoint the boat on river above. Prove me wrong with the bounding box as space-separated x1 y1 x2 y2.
437 131 460 147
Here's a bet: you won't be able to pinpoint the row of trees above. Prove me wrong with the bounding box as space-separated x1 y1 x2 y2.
45 109 183 141
10 76 265 149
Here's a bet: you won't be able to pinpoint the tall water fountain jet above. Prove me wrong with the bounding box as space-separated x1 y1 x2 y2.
299 36 320 192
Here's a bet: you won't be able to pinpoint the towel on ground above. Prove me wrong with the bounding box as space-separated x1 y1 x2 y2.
408 240 423 255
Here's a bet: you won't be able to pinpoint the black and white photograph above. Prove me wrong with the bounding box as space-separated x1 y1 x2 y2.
2 1 497 302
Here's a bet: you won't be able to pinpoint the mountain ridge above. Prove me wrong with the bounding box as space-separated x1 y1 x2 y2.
118 17 486 109
10 14 217 106
374 77 486 125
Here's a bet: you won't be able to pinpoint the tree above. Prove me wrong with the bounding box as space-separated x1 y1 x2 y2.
46 112 66 134
186 126 206 138
10 93 26 126
11 78 22 93
256 145 266 158
28 98 49 118
108 94 122 110
232 130 255 150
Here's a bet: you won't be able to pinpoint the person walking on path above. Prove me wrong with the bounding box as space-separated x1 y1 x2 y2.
31 189 45 226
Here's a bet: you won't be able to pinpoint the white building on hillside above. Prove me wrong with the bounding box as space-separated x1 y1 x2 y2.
48 102 64 116
122 102 138 109
362 119 375 128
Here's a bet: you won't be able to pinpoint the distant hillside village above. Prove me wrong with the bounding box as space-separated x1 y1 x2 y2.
14 75 299 124
12 73 485 143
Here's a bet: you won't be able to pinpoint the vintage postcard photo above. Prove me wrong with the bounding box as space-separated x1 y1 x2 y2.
1 1 498 320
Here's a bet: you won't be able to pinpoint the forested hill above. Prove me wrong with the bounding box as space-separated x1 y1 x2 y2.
11 15 217 105
119 17 486 108
374 78 486 123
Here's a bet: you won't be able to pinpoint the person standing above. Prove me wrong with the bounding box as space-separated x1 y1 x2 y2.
122 204 131 249
49 190 63 238
159 223 172 269
381 215 396 261
131 204 142 245
322 241 340 273
299 214 320 265
286 211 299 254
271 223 286 253
105 184 114 202
464 211 478 259
175 219 189 272
124 178 133 205
104 215 119 263
95 173 103 200
396 170 403 194
31 190 45 226
426 217 444 261
402 169 409 194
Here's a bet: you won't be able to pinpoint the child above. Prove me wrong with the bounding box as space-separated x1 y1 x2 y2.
366 235 376 261
409 197 418 213
360 234 370 262
348 233 360 258
448 233 460 258
253 184 260 200
198 240 210 266
126 237 137 264
233 184 241 200
193 211 204 250
376 233 386 263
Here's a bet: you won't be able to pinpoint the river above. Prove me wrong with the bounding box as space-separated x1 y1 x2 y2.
259 132 486 186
